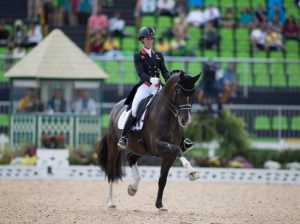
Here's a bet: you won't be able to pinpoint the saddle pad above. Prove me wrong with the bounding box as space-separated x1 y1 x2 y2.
117 109 146 131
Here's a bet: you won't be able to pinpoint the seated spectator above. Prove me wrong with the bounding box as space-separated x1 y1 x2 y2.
11 19 26 46
282 15 299 41
223 63 238 98
204 4 221 27
254 4 267 26
168 36 187 56
87 8 108 36
108 12 126 38
25 23 43 48
265 27 284 52
89 33 105 55
172 12 188 41
222 7 235 28
250 24 266 52
156 0 175 17
268 3 285 24
103 35 123 58
17 88 42 112
186 6 205 27
238 7 252 28
47 89 66 113
156 37 170 55
140 0 156 14
201 22 220 50
73 89 97 115
269 15 282 33
0 20 10 46
77 0 91 26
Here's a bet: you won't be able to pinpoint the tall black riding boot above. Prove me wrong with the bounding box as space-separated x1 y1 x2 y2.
117 114 136 150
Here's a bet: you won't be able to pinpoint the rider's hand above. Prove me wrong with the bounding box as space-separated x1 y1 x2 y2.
150 77 160 85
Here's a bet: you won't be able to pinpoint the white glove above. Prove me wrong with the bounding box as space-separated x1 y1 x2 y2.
150 77 160 85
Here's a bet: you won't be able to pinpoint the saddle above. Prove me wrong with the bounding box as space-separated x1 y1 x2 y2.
118 94 157 131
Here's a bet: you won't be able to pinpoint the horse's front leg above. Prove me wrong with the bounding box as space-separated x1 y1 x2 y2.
156 140 200 181
155 155 176 211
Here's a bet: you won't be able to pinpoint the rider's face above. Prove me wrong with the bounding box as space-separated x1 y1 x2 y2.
143 36 154 49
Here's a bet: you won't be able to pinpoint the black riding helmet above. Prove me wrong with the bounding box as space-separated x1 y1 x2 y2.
138 27 156 41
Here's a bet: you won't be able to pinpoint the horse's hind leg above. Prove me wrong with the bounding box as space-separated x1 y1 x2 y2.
107 181 116 208
127 153 141 196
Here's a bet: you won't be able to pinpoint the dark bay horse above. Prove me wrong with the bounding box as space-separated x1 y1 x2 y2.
97 70 201 211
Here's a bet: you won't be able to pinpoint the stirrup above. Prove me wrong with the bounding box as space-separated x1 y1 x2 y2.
117 137 128 150
182 138 194 151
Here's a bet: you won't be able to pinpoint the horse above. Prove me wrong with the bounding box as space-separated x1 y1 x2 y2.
97 70 201 211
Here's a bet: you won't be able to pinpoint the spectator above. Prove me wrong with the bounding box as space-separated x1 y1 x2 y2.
87 8 108 35
78 0 91 26
250 24 266 52
186 6 205 27
254 4 267 26
169 35 187 56
25 23 43 48
282 15 299 41
156 37 169 55
201 21 220 50
268 3 285 24
223 7 235 28
238 7 253 28
204 4 221 27
108 12 126 38
140 0 156 14
27 0 41 22
269 15 282 33
103 35 123 58
17 88 41 112
89 33 105 55
43 0 55 25
172 12 188 41
47 89 66 113
223 63 238 98
156 0 175 17
53 0 65 25
73 89 97 115
0 20 10 46
265 27 284 52
11 19 26 46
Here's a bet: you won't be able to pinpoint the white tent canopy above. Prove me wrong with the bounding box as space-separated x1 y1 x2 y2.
5 29 108 80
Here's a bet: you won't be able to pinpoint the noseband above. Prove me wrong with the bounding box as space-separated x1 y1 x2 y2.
160 83 195 117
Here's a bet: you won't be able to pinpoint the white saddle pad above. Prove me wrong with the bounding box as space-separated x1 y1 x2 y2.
117 109 147 131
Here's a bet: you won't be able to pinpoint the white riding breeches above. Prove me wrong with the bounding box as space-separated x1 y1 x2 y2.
131 83 161 117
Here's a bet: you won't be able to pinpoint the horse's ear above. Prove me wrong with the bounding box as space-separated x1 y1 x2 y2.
193 72 202 83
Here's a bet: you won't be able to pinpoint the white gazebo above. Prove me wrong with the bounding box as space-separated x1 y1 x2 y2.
4 29 108 147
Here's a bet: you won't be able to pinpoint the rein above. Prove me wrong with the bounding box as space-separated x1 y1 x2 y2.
159 85 194 117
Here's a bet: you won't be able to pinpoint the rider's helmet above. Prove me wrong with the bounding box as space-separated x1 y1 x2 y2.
138 27 156 41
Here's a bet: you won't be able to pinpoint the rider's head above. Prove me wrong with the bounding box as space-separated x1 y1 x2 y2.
139 26 155 49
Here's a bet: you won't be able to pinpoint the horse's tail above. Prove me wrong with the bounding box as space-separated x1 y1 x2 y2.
96 133 124 182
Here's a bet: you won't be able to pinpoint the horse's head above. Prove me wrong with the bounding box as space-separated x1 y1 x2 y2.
162 70 201 128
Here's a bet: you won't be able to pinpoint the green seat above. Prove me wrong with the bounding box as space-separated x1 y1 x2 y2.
291 117 300 131
254 116 271 130
288 74 300 87
169 61 184 71
122 38 136 53
101 113 110 129
0 113 9 127
141 16 155 27
187 62 201 75
123 61 137 84
157 16 172 29
254 63 269 87
101 61 119 84
236 64 253 86
271 64 286 87
272 116 288 130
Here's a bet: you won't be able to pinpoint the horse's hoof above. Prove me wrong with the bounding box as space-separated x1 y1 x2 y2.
188 171 200 181
158 207 168 213
128 184 137 196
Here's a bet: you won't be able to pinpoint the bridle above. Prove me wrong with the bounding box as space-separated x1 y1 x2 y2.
159 82 195 117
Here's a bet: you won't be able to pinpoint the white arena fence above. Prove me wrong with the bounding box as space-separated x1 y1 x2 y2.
0 165 299 185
